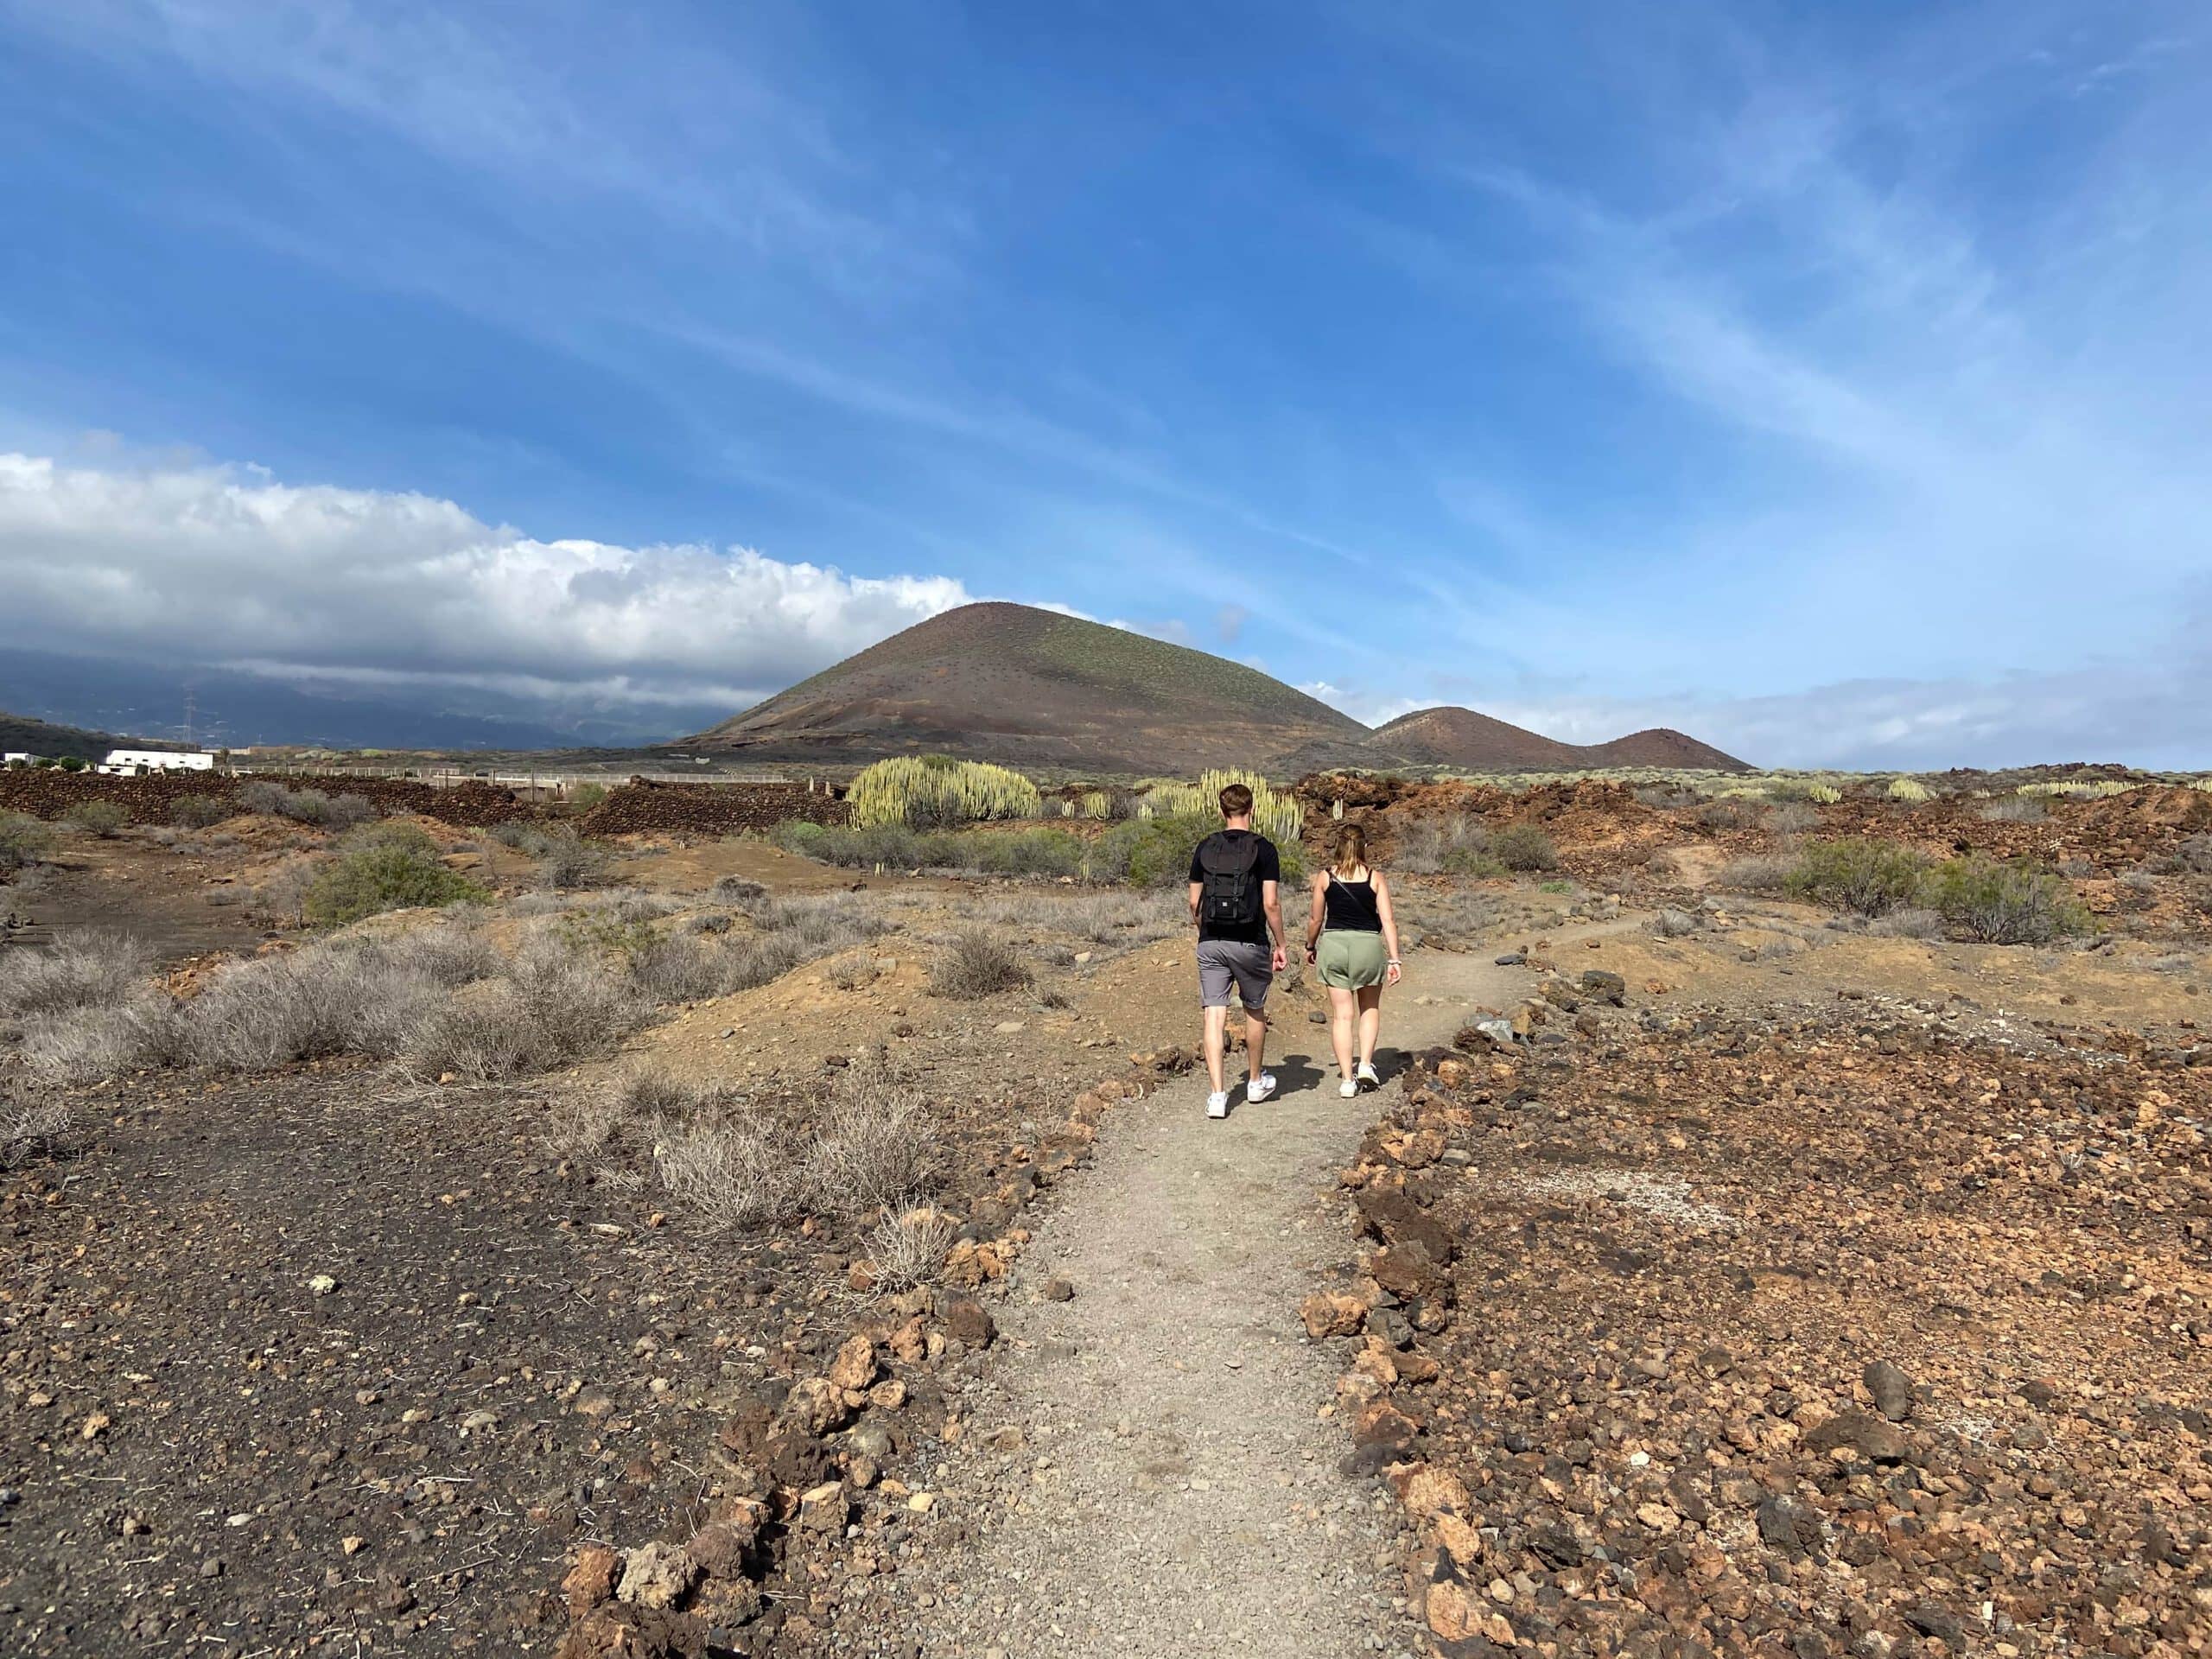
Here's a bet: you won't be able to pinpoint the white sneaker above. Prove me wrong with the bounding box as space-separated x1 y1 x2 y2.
1355 1061 1380 1090
1206 1090 1230 1120
1246 1071 1277 1104
1338 1078 1359 1098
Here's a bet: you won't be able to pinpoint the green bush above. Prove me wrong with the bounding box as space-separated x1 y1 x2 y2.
1440 845 1508 877
1922 856 2088 944
0 812 56 871
304 837 488 926
1488 823 1560 872
1786 839 1932 917
569 782 608 811
172 795 231 830
57 756 87 773
64 799 128 837
1100 814 1305 888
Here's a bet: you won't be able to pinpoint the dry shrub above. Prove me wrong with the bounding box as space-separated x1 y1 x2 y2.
1980 796 2048 823
1715 853 1796 894
535 832 607 891
407 984 556 1083
172 795 231 830
713 874 766 901
655 1118 790 1230
251 855 322 925
0 931 152 1023
802 1064 944 1217
866 1206 957 1292
13 999 184 1086
1696 798 1762 831
183 931 480 1071
547 1090 627 1156
0 1094 79 1167
1764 802 1819 836
826 957 880 991
0 812 56 871
497 931 649 1059
63 800 127 838
626 931 728 1003
1394 816 1504 876
1869 908 1946 939
1649 907 1705 938
1393 887 1501 950
930 930 1030 999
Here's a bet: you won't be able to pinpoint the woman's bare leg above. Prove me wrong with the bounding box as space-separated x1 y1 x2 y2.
1356 985 1383 1069
1328 987 1357 1077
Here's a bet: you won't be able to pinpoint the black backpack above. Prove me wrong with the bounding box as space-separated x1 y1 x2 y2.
1197 833 1262 928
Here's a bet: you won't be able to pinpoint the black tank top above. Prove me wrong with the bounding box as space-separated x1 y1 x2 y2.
1322 870 1382 932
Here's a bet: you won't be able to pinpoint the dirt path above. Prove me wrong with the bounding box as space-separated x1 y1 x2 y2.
864 944 1535 1659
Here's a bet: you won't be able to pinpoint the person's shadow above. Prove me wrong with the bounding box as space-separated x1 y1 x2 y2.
1271 1046 1411 1096
1268 1051 1328 1097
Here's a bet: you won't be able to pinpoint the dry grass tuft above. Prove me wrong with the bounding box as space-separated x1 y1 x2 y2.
929 930 1031 1000
866 1206 958 1292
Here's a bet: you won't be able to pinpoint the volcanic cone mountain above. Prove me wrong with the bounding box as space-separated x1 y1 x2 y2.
1372 706 1749 772
690 602 1372 774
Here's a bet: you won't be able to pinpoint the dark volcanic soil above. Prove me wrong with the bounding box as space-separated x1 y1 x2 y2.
1 1063 806 1655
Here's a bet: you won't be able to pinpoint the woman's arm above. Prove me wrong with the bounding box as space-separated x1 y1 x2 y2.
1376 872 1403 985
1305 870 1325 955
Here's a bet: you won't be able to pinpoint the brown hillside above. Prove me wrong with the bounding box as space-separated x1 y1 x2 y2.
1369 707 1585 770
1372 707 1748 772
1581 726 1751 770
690 601 1372 775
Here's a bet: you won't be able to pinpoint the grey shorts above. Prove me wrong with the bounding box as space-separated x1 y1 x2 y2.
1197 939 1274 1011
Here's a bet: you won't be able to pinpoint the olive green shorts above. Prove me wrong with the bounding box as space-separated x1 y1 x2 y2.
1316 929 1389 990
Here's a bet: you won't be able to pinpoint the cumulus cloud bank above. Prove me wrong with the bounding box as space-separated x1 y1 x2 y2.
0 452 972 712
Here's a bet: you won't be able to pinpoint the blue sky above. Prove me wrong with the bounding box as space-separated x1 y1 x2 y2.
2 1 2207 765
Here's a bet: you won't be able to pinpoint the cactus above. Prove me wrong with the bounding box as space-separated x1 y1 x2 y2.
1886 777 1933 803
2018 779 2140 799
1140 770 1302 845
847 757 1043 828
1806 784 1841 804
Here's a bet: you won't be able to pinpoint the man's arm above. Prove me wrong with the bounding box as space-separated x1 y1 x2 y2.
1188 880 1204 927
1262 880 1286 971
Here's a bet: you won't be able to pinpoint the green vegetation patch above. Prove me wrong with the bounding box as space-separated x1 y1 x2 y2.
304 823 489 925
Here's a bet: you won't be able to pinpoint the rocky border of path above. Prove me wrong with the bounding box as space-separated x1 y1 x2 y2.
549 1045 1199 1657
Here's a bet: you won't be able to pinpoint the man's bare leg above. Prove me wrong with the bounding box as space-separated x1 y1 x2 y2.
1202 1003 1230 1096
1243 1005 1268 1085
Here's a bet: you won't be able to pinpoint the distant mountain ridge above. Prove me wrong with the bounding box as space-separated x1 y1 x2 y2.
0 712 180 763
1372 706 1749 772
692 601 1751 773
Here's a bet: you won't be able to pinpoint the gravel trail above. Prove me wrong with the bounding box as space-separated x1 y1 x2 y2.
874 948 1526 1659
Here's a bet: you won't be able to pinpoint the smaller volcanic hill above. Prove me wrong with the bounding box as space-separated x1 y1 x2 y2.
691 602 1372 774
1372 708 1748 772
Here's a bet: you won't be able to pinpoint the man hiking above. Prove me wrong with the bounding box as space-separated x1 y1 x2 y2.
1188 780 1287 1119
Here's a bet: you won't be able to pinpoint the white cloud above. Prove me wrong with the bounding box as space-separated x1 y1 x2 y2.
0 451 971 710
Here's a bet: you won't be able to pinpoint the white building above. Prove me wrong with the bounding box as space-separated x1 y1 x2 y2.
3 753 31 766
99 749 219 775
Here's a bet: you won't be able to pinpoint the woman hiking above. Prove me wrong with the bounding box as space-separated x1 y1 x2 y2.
1303 822 1403 1097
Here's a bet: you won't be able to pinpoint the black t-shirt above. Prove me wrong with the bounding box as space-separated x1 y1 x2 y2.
1188 830 1281 946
